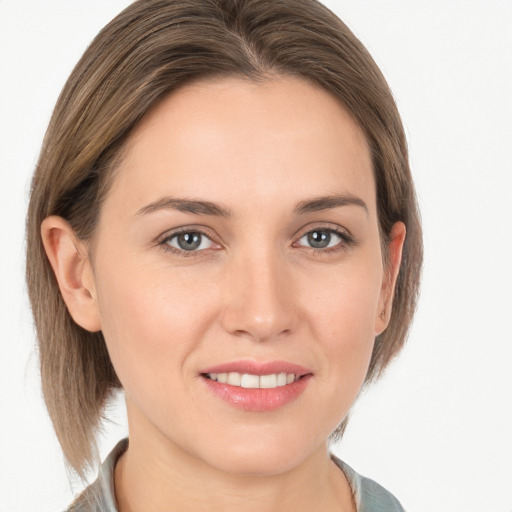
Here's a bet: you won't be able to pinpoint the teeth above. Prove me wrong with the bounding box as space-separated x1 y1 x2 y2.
259 374 277 388
241 374 260 388
206 372 298 389
277 372 287 386
227 372 241 386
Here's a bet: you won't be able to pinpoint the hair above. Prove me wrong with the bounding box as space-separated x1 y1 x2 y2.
26 0 422 477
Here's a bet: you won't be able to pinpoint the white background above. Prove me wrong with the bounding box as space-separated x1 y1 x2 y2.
1 1 511 511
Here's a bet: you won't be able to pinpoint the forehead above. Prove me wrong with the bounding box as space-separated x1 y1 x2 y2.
107 76 376 217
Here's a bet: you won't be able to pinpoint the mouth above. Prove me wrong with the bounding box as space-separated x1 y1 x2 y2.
199 361 312 411
203 372 300 389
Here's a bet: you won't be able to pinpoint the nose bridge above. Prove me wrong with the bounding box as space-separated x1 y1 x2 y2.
221 239 297 341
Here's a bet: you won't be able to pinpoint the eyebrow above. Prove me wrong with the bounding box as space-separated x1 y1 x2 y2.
136 197 232 217
135 193 367 218
294 194 368 215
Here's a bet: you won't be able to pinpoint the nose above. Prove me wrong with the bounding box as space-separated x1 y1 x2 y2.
220 249 298 343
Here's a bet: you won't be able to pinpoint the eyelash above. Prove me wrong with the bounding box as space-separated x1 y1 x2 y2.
157 225 355 257
294 226 355 254
158 227 219 258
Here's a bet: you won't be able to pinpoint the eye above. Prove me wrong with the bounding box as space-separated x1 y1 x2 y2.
164 231 215 252
297 228 349 250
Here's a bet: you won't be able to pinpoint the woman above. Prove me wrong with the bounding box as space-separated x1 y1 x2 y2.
26 0 422 510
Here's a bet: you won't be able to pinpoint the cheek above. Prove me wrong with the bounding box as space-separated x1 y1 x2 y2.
303 257 383 391
307 257 382 339
92 253 218 392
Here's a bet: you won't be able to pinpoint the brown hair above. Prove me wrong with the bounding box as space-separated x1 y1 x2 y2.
26 0 422 477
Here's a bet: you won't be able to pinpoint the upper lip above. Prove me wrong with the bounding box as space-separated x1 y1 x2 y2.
200 360 312 376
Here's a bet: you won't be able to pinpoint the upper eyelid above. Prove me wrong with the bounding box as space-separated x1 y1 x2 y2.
157 228 221 257
293 222 353 241
157 225 219 244
298 228 344 240
295 230 346 247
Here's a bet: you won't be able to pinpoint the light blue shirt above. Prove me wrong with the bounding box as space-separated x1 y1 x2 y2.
67 439 405 511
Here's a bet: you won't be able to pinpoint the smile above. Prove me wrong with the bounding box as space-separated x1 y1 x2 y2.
200 361 312 411
205 372 298 389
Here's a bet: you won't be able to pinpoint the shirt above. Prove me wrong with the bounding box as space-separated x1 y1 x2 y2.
67 439 405 512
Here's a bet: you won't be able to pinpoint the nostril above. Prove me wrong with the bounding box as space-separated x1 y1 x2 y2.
230 326 293 343
220 276 298 341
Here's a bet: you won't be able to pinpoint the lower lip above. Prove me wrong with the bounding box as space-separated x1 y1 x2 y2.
201 375 311 412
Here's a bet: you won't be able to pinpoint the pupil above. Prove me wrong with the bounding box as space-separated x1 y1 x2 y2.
178 232 201 250
308 230 330 248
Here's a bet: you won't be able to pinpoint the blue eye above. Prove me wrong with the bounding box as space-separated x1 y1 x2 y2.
298 229 346 250
165 231 214 252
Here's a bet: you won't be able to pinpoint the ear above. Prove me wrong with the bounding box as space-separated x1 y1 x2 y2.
375 221 406 335
41 216 102 332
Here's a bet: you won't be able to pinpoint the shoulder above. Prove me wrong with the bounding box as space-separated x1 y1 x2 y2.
332 456 406 512
65 485 105 512
64 439 128 512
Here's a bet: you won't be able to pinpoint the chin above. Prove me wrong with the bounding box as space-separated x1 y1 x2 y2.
189 427 326 477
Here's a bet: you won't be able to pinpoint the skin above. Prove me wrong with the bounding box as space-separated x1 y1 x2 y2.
42 76 405 512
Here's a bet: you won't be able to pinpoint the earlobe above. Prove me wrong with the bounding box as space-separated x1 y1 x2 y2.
375 221 406 335
41 216 102 332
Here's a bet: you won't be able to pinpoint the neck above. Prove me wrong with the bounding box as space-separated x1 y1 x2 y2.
114 430 355 512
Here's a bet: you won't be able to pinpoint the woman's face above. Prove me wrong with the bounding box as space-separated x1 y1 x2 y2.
84 76 402 475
